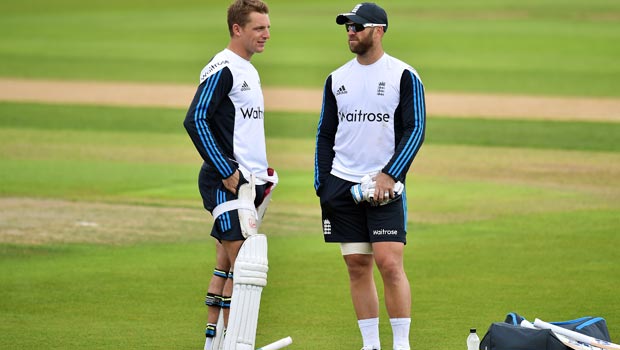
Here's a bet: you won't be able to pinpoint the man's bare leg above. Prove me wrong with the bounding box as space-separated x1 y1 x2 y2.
344 253 380 349
373 242 411 349
344 253 379 319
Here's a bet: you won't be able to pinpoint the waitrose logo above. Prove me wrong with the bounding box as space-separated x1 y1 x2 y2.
241 106 264 119
200 60 229 81
372 229 398 236
339 110 391 123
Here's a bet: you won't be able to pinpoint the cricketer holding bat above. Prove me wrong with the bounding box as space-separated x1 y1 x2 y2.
183 0 276 349
314 3 426 349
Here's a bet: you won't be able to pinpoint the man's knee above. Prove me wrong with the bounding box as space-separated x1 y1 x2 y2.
344 254 374 280
375 255 406 282
372 242 405 275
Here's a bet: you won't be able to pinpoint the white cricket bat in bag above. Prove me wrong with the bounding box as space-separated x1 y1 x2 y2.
520 319 603 350
534 319 620 350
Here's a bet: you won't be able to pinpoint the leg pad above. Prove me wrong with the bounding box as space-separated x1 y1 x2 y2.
222 234 268 350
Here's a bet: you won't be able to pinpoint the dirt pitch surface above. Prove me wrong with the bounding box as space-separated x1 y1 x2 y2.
0 197 209 245
1 78 619 122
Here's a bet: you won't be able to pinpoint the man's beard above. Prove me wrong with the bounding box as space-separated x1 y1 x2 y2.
348 29 375 55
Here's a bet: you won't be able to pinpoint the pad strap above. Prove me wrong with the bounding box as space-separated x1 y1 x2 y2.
205 293 224 308
212 199 256 222
205 323 217 338
211 168 279 223
221 296 231 309
213 268 228 279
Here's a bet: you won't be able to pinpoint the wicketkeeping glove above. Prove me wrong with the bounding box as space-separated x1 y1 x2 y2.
350 173 404 206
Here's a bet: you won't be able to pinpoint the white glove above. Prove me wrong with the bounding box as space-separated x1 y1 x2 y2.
351 174 376 204
351 174 404 206
237 175 258 238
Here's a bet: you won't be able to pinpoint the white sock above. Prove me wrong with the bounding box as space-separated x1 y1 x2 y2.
358 317 380 348
390 318 411 349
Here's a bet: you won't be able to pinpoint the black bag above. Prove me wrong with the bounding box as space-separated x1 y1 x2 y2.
480 322 567 350
481 312 613 350
505 312 611 342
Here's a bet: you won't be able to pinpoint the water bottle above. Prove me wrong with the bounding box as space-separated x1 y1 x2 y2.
467 328 480 350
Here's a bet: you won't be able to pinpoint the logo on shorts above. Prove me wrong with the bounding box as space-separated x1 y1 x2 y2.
323 219 332 235
372 229 398 236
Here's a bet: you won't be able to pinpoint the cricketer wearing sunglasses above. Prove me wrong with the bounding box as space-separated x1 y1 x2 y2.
314 3 426 350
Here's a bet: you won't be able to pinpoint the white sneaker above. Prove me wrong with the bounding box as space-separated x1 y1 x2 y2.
393 347 410 350
360 347 380 350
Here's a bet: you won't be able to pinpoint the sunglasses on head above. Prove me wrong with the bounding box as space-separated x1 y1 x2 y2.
345 22 385 33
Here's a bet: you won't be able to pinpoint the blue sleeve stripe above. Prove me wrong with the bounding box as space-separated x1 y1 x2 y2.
194 72 226 173
388 72 425 178
193 70 233 177
195 71 232 176
390 73 425 176
314 83 328 191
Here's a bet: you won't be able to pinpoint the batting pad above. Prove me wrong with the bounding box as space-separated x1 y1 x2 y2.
223 234 269 350
207 312 225 350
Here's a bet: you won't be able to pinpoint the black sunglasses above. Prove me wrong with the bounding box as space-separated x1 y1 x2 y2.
345 23 385 33
345 23 366 33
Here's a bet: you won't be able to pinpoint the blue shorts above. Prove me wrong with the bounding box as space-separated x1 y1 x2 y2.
198 164 267 242
319 174 407 244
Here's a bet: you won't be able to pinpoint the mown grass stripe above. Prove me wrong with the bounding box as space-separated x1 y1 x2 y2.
2 102 618 152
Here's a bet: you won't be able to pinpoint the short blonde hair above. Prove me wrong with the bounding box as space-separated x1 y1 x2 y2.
227 0 269 36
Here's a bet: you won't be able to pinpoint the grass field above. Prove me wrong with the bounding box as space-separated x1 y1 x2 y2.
1 0 620 349
1 102 619 349
1 0 619 96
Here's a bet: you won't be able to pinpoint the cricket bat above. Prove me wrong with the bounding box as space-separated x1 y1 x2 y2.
256 336 293 350
534 319 620 350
